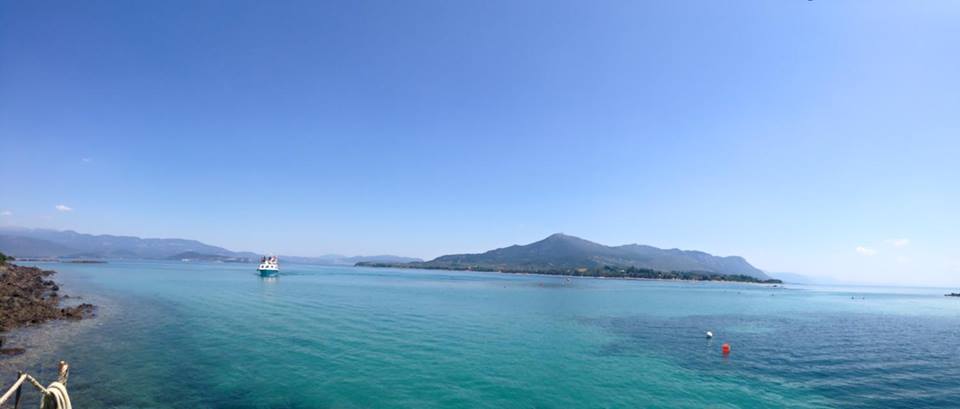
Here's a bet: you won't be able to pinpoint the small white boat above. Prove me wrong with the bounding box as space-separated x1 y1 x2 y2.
258 256 279 277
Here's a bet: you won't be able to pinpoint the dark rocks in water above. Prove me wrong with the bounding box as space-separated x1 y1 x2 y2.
60 303 95 320
946 293 960 297
0 348 25 356
0 263 96 332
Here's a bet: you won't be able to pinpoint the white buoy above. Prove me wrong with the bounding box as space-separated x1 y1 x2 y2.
706 331 714 339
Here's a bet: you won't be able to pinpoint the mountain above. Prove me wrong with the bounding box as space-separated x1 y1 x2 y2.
280 254 423 265
769 272 841 285
0 227 250 259
360 233 772 281
341 255 423 264
0 235 78 258
0 227 418 265
166 251 254 263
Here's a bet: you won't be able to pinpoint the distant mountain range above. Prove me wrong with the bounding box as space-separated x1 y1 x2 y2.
0 227 249 259
166 251 254 263
0 228 771 281
359 233 775 282
767 272 841 285
0 227 419 265
280 254 423 265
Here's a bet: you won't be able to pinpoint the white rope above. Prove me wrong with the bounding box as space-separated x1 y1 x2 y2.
0 367 72 409
41 382 71 409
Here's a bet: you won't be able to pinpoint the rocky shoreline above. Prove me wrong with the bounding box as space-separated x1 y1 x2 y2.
0 262 95 355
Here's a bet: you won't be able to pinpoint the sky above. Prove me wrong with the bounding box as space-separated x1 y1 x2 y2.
1 0 958 285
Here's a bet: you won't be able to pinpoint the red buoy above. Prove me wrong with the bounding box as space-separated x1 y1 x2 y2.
722 343 731 355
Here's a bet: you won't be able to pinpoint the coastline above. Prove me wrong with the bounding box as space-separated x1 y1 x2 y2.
0 265 111 382
355 263 783 285
0 263 96 356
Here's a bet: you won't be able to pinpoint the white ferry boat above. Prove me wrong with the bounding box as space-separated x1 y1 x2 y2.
258 256 279 277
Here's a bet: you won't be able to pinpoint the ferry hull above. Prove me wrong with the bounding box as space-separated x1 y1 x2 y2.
259 269 278 277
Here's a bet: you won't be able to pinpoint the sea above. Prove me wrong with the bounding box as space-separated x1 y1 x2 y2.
3 260 960 408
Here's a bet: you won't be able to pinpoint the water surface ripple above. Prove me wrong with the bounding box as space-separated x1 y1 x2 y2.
7 261 960 408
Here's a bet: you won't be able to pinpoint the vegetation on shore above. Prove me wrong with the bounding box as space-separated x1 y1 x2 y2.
361 233 777 282
356 262 783 284
355 234 781 284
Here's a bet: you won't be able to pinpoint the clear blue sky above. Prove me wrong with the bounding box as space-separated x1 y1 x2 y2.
2 0 958 285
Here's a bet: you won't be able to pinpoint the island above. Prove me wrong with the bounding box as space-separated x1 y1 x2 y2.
357 233 783 284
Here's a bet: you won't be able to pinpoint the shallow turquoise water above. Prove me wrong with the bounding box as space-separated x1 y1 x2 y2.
9 261 960 408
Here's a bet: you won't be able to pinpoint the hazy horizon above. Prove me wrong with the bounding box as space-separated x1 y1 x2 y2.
0 225 950 288
3 1 959 286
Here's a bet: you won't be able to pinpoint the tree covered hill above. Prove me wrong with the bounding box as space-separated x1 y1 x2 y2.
358 233 777 283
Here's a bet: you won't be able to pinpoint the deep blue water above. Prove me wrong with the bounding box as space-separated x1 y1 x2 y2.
5 261 960 408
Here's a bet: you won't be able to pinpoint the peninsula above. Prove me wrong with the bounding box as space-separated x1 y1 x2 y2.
357 233 782 284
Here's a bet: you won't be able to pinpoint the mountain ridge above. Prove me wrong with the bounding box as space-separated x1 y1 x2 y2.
0 227 247 259
0 227 417 265
360 233 773 281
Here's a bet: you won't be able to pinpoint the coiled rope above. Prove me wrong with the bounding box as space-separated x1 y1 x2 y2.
0 361 72 409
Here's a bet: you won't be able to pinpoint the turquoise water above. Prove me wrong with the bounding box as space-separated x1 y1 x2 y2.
7 261 960 408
